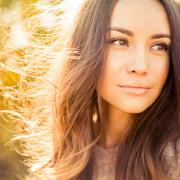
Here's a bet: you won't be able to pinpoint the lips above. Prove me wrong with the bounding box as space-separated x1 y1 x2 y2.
118 84 150 95
118 84 150 89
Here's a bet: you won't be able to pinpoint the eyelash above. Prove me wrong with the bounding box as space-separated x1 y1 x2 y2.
109 38 170 52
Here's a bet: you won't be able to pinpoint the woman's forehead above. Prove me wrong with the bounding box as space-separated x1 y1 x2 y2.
110 0 171 37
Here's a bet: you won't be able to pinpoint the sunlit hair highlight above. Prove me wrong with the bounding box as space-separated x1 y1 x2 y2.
6 0 180 180
50 0 180 180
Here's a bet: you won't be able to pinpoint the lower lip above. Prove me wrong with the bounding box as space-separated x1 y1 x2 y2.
118 86 150 95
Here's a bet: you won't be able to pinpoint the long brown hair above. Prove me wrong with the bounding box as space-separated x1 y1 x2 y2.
50 0 180 179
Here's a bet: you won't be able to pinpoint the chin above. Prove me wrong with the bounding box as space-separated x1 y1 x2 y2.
128 108 147 114
117 103 151 114
115 95 158 114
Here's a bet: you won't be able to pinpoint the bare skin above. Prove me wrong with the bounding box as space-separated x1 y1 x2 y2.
97 0 171 148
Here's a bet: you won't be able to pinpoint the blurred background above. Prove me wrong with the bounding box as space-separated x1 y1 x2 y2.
0 0 63 179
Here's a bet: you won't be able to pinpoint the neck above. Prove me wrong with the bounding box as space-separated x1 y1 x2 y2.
97 99 134 148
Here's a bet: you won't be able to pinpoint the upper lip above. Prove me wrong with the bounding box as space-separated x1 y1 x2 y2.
118 84 150 89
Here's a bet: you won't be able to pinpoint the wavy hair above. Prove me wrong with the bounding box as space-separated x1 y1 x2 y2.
8 0 180 179
48 0 180 180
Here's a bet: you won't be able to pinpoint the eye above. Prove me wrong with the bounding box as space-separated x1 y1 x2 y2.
109 38 129 47
151 43 170 52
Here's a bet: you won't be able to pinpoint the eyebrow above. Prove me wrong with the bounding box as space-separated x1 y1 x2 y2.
108 27 171 39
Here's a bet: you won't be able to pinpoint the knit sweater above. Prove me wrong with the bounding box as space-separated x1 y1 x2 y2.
92 141 180 180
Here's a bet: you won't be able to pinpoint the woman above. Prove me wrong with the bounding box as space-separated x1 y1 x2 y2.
50 0 180 179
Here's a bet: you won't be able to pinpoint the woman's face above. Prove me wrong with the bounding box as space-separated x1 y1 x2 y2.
98 0 171 114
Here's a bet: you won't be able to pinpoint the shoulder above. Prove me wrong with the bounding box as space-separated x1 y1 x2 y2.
163 139 180 179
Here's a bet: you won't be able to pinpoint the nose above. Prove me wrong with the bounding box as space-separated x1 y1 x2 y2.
127 46 148 76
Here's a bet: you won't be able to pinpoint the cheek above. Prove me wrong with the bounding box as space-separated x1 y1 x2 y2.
101 49 127 82
150 57 170 88
145 58 170 106
97 53 170 114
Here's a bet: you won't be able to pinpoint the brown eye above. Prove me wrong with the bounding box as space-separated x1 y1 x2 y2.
110 38 129 47
151 43 170 52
